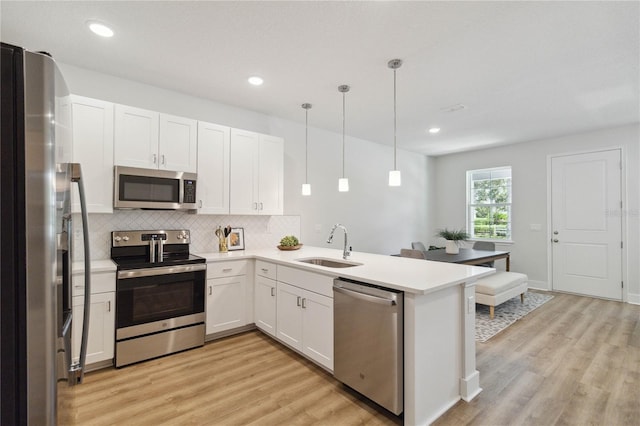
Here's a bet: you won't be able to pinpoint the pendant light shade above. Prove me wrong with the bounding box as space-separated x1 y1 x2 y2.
301 103 312 196
338 85 350 192
388 59 403 187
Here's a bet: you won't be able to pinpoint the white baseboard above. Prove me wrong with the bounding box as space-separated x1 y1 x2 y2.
527 279 549 291
628 293 640 305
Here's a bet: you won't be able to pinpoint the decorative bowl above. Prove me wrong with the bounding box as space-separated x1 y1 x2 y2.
277 244 303 251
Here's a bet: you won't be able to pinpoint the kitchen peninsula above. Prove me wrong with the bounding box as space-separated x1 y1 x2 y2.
200 246 494 425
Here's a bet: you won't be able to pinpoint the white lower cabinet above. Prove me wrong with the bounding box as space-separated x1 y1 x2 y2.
71 292 115 366
276 281 333 371
254 275 277 337
206 261 248 335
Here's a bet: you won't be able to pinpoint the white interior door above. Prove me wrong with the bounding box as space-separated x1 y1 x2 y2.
551 149 622 300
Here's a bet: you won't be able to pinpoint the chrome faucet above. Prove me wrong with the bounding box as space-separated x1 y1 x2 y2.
327 224 351 259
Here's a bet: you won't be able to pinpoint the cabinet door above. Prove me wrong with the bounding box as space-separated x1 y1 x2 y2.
276 282 303 350
229 128 259 215
70 96 114 213
72 292 115 365
159 113 197 173
258 135 284 215
196 122 230 214
254 276 277 337
206 275 247 334
114 104 159 169
302 290 334 370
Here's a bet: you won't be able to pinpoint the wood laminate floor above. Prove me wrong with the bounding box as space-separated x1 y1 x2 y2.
60 292 640 425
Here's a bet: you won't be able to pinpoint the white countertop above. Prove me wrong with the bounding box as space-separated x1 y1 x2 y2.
197 246 494 295
72 259 117 274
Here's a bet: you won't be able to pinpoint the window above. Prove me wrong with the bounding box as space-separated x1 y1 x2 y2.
467 166 512 240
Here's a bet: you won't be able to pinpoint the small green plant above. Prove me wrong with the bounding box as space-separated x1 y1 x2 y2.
436 228 469 242
279 235 300 247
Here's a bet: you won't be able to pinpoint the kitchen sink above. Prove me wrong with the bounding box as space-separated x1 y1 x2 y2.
296 257 362 268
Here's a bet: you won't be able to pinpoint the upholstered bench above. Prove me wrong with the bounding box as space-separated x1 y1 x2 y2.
475 271 528 319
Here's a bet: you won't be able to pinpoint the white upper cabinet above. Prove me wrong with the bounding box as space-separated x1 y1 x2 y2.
159 113 198 173
70 95 114 213
196 121 230 214
258 134 285 215
229 129 283 215
114 105 197 173
114 104 159 169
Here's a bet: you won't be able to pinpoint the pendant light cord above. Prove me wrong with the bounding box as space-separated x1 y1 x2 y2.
393 67 397 170
342 91 346 178
305 107 309 183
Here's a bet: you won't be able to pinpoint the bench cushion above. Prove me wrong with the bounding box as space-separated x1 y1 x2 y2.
475 271 528 296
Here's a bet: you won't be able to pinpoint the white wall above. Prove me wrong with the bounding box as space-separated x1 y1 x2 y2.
59 63 432 256
433 124 640 303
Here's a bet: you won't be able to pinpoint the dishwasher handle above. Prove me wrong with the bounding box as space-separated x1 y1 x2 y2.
334 285 397 306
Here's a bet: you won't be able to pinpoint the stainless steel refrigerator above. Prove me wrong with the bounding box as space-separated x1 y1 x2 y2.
1 42 91 425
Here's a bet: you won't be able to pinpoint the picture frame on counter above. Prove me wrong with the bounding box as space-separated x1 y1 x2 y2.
228 227 245 251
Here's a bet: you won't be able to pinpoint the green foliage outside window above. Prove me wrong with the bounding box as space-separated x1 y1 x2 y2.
468 169 512 239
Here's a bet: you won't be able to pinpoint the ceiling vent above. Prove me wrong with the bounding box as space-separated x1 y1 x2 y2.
440 103 467 113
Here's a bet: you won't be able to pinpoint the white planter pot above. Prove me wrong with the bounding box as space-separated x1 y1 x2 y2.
445 240 459 254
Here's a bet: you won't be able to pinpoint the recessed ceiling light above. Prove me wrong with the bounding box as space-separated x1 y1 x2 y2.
87 21 114 38
428 127 441 134
248 76 264 86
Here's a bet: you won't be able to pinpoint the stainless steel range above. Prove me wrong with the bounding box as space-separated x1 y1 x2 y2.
111 229 206 367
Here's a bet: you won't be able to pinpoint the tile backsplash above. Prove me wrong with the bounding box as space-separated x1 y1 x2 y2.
72 211 300 261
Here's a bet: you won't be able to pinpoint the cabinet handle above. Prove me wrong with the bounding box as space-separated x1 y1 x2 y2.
209 286 212 296
107 301 111 312
259 202 264 210
296 296 301 307
161 154 166 165
261 268 269 273
198 200 203 208
271 287 275 297
301 298 306 309
253 202 258 210
222 268 233 273
152 154 157 164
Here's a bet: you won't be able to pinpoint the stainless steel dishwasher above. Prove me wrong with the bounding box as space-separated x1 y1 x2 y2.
333 278 403 415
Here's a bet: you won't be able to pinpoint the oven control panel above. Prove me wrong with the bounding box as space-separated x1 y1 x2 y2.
112 230 191 247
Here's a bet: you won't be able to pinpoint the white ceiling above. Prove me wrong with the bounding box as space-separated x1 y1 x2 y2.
2 1 638 156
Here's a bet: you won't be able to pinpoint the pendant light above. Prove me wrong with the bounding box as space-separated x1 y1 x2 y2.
301 103 312 196
338 85 350 192
388 59 403 187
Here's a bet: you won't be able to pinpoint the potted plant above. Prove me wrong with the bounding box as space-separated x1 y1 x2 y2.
436 228 469 254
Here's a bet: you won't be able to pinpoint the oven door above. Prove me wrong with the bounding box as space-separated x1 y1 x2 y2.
116 264 206 339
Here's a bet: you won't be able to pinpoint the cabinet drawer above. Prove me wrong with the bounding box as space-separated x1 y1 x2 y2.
72 272 116 296
207 260 248 279
277 265 333 298
255 260 277 280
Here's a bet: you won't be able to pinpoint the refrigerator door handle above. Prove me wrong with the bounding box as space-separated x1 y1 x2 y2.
69 163 91 385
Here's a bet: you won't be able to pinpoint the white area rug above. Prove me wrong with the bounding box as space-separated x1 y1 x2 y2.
476 292 554 343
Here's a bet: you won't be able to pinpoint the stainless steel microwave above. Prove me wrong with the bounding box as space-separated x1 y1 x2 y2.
113 166 197 210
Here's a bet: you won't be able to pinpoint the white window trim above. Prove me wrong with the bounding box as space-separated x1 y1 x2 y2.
466 165 512 241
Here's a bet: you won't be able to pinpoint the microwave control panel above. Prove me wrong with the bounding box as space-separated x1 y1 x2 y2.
183 180 196 203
